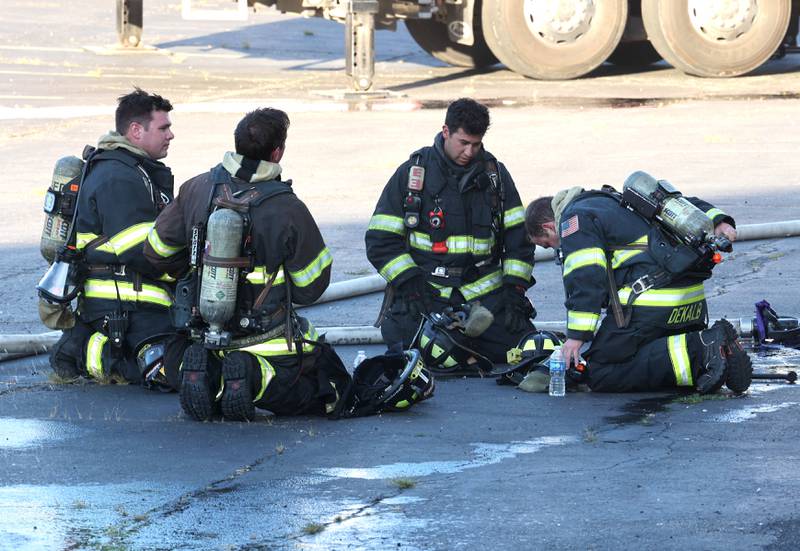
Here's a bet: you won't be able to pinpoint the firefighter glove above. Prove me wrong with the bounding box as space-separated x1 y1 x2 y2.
502 284 535 334
397 274 433 319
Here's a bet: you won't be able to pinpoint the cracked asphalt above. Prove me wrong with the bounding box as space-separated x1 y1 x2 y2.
2 1 800 549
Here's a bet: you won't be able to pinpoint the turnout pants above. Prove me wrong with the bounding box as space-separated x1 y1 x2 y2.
585 298 709 392
50 308 175 385
381 288 534 364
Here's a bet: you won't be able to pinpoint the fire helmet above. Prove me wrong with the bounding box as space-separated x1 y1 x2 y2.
493 330 563 385
348 349 435 415
414 312 493 376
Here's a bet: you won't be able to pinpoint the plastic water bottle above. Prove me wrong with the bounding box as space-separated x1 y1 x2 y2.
353 350 367 369
548 346 566 397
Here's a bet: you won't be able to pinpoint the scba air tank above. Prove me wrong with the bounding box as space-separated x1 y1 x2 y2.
40 156 84 263
199 208 244 335
622 171 714 248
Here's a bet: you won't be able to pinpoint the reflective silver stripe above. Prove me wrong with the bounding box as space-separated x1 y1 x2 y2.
368 214 406 235
379 253 417 282
503 259 533 282
85 332 108 379
94 222 154 255
563 247 607 277
668 334 693 386
289 247 333 288
567 311 600 333
83 279 172 307
253 355 276 401
76 232 99 250
618 284 705 307
246 266 286 285
459 270 503 301
503 206 524 229
147 227 184 258
409 232 494 256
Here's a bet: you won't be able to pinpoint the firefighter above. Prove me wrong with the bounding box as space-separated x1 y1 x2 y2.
49 88 177 387
365 98 535 364
143 108 345 422
525 179 752 394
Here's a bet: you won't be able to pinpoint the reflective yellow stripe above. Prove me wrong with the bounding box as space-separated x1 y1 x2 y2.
156 273 176 283
94 222 154 255
459 270 503 301
503 259 533 282
246 266 286 285
253 355 276 401
76 232 99 251
503 206 524 229
567 310 600 333
85 332 108 379
289 247 333 288
705 208 725 221
428 282 453 299
668 334 693 386
610 235 648 269
618 284 705 307
409 232 494 256
379 253 417 282
563 247 607 277
368 214 406 235
146 227 184 258
83 279 172 307
240 324 319 357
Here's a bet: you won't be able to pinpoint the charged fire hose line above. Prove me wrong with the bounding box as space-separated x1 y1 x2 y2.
4 219 800 361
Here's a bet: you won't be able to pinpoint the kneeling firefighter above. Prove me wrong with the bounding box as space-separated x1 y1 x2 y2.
144 108 434 421
40 89 178 387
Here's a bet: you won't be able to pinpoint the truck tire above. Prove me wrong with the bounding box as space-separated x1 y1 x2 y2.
481 0 627 80
405 17 498 68
116 0 143 47
642 0 791 77
607 41 662 66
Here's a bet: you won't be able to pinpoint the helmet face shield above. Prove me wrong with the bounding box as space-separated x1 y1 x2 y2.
350 349 435 415
135 336 174 392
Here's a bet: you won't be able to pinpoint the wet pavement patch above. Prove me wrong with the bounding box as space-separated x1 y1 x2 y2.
602 395 676 426
0 417 78 449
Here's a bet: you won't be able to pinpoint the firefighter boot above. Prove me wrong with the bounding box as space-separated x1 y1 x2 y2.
697 319 752 394
179 343 217 421
220 352 257 422
721 323 753 394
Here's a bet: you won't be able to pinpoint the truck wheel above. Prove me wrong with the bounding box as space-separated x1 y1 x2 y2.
405 17 498 68
116 0 143 47
607 41 662 66
481 0 627 80
642 0 791 77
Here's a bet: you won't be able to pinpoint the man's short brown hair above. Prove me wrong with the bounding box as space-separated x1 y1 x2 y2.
525 197 555 238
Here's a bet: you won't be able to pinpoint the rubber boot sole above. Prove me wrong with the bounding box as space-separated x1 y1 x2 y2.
720 321 753 394
221 353 255 422
179 344 215 422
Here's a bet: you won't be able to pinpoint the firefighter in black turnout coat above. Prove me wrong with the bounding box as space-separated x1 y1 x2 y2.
525 175 752 394
49 89 176 386
144 108 342 422
365 98 536 364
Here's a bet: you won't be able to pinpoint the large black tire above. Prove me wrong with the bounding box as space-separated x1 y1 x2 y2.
607 41 662 66
481 0 627 80
116 0 143 47
642 0 791 77
405 14 498 68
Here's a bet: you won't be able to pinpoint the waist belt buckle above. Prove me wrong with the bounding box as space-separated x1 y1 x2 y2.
432 266 449 279
113 265 127 277
631 275 654 295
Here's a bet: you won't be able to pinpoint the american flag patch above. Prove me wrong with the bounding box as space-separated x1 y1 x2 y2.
560 215 580 238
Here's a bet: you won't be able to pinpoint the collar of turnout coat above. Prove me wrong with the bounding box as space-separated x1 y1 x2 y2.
552 186 585 228
221 151 282 183
96 131 151 159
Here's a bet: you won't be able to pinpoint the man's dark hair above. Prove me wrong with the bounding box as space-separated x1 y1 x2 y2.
234 108 290 161
115 88 173 134
525 196 555 238
445 98 490 136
